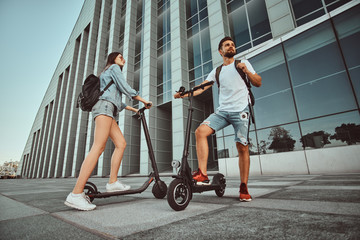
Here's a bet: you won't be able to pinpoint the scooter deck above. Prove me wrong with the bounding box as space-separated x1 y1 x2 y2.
192 183 225 193
87 176 154 199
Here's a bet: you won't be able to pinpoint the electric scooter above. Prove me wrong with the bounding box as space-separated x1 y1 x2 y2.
84 105 168 201
167 82 226 211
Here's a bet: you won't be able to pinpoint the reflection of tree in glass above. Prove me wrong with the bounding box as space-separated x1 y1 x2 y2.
259 140 269 154
330 123 360 145
268 127 296 153
248 137 258 155
300 131 331 148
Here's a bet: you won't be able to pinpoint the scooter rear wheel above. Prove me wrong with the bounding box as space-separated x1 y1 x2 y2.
152 180 167 199
84 184 97 202
167 178 192 211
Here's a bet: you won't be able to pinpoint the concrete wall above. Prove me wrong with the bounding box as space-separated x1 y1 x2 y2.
219 145 360 177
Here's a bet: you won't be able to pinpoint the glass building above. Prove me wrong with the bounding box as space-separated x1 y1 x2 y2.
19 0 359 178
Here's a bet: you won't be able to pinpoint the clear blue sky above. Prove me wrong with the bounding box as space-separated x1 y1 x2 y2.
0 0 84 165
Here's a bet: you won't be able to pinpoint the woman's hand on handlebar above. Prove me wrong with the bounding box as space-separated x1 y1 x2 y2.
144 101 152 109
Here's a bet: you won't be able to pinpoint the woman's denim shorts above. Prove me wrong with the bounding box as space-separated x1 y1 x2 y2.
92 100 118 120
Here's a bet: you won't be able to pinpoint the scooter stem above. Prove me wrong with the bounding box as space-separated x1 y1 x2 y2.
139 110 161 181
181 90 194 173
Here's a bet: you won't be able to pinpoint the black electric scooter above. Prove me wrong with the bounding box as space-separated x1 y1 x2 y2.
167 82 226 211
84 105 167 201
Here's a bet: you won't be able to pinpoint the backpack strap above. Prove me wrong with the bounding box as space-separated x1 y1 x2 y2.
234 60 250 88
100 80 114 95
215 65 223 87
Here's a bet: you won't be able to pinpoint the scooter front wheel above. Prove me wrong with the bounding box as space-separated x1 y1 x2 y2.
152 180 167 199
167 178 192 211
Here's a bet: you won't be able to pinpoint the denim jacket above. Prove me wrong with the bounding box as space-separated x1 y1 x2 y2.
99 64 139 112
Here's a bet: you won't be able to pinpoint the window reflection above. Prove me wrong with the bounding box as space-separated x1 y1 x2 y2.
257 123 303 154
300 111 360 149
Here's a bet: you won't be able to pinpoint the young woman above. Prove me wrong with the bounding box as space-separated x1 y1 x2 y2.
65 52 152 211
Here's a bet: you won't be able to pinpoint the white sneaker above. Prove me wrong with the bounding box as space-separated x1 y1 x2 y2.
64 192 96 211
106 180 131 192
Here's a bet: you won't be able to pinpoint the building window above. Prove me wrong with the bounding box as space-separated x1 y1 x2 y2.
217 5 360 157
157 0 171 105
284 21 357 120
332 4 360 106
290 0 352 26
226 0 272 53
251 45 298 129
186 0 212 87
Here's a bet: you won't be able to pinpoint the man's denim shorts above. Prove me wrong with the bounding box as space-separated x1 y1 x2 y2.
92 100 118 120
201 107 250 145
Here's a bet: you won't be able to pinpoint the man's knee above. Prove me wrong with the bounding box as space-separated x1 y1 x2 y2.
195 125 213 138
236 142 249 154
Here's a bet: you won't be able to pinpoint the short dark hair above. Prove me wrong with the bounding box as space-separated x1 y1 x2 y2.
218 36 234 51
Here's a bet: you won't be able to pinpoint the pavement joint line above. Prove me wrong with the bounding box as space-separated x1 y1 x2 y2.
236 198 360 216
51 212 115 240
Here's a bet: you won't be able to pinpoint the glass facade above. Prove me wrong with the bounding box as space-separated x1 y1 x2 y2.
157 0 172 105
290 0 352 26
132 0 144 108
20 0 360 178
217 5 360 157
186 0 213 87
186 0 216 170
118 0 127 52
226 0 272 53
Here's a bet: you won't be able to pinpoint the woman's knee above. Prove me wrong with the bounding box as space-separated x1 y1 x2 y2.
91 143 107 154
114 139 126 150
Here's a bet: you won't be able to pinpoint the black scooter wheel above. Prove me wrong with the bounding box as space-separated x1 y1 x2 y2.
167 178 192 211
212 173 226 197
215 188 225 197
84 184 96 202
152 180 168 199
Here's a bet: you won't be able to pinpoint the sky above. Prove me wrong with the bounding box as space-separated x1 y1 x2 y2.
0 0 84 165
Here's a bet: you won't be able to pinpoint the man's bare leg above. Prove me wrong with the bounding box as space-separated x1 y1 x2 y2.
236 142 250 184
195 124 214 175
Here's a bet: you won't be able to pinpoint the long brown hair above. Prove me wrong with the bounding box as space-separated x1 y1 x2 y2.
103 52 123 72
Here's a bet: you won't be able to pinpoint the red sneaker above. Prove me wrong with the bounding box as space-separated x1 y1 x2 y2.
239 183 252 202
192 169 210 185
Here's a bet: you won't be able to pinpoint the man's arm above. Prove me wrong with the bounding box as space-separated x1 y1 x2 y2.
174 80 214 99
237 62 262 87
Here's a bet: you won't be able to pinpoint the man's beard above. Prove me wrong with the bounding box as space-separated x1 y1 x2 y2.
224 51 236 58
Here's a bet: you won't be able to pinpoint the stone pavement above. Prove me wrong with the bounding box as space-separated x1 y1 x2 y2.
0 173 360 239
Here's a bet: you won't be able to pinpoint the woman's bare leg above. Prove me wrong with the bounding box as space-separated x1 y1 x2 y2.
72 115 112 194
108 119 126 184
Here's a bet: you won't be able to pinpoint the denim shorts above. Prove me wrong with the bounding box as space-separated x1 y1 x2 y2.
201 107 250 145
92 100 118 120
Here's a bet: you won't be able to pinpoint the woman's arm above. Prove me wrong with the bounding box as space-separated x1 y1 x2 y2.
125 105 138 113
132 95 152 109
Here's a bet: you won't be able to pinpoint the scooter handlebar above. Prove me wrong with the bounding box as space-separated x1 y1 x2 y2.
177 81 214 96
138 103 152 114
